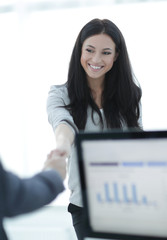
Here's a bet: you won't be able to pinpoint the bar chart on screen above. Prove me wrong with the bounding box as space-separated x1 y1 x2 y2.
96 182 157 207
86 161 167 215
81 138 167 235
87 167 167 235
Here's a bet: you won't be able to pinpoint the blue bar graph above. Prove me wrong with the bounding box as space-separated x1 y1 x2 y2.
132 184 138 204
104 183 112 202
97 182 153 206
123 184 130 203
113 183 120 203
142 196 148 205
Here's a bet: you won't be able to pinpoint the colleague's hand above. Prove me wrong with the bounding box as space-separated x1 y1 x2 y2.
43 149 66 180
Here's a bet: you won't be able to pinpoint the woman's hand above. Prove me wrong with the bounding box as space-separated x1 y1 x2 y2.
43 123 74 179
43 149 67 180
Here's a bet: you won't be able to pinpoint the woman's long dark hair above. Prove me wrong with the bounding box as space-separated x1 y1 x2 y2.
65 18 142 130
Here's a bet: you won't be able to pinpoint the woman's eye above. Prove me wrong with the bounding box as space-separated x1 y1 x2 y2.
103 51 112 55
86 49 93 53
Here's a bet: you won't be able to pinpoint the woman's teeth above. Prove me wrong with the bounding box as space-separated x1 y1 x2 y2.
90 64 101 70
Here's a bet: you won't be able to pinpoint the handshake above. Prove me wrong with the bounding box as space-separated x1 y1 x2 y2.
43 149 67 180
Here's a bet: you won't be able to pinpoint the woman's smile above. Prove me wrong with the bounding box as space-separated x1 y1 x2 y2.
88 63 104 71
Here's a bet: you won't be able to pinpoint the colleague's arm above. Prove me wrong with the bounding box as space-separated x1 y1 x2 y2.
0 151 66 217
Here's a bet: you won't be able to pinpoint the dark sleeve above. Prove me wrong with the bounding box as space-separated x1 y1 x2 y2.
0 162 65 217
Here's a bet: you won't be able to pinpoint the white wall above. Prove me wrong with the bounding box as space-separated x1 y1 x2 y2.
0 1 167 205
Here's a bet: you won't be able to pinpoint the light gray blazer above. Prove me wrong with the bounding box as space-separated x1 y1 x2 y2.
47 84 142 207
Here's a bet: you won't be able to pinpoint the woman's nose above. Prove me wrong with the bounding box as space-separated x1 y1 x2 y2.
92 52 101 63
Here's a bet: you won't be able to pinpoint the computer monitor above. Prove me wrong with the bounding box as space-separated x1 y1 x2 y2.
76 130 167 240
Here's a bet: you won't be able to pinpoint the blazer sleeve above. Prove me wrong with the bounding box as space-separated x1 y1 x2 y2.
0 162 65 217
47 84 78 133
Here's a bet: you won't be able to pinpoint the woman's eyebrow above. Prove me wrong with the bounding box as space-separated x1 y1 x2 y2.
103 47 112 51
86 45 112 51
86 44 95 49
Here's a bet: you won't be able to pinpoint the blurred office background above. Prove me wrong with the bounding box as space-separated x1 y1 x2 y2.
0 0 167 239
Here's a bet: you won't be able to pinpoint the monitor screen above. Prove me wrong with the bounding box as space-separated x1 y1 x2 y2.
77 132 167 239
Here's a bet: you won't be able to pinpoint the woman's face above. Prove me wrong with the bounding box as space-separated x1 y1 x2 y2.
80 33 118 83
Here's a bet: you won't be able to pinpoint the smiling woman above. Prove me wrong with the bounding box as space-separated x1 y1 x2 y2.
46 18 142 240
